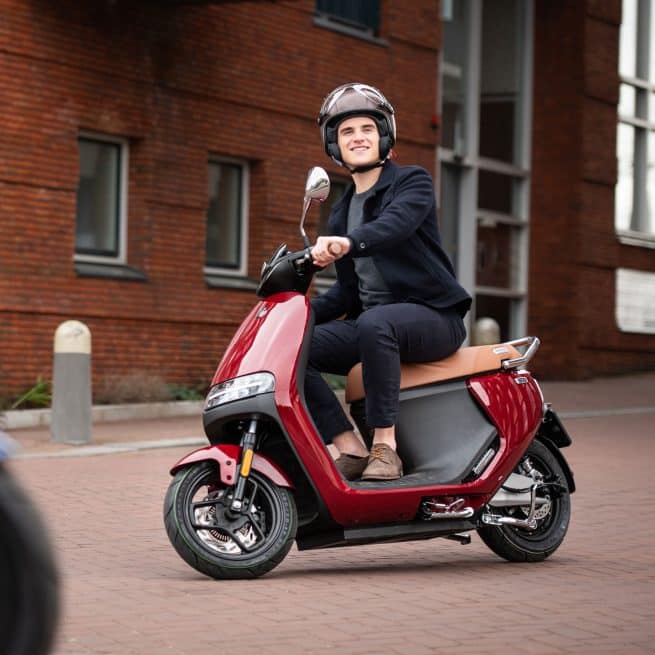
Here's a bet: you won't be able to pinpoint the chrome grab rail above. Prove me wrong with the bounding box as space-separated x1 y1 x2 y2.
501 336 541 370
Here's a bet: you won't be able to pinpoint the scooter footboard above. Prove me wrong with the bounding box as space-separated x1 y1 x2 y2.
170 444 293 488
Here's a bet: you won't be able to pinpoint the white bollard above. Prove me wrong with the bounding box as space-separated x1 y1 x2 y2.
51 321 92 444
471 317 501 346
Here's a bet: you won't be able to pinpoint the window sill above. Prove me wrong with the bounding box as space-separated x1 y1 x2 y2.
617 231 655 250
313 15 388 46
205 273 259 291
75 261 147 282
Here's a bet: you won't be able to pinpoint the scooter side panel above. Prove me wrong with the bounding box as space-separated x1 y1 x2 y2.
468 370 543 486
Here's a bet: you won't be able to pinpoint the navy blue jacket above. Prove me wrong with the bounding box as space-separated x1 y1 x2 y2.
311 160 471 324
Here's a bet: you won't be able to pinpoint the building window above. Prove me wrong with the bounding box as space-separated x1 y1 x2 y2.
616 268 655 334
615 0 655 243
315 0 381 36
205 159 248 276
316 177 348 282
75 135 128 261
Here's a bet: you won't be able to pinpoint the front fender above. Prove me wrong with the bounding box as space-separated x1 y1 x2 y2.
169 444 293 489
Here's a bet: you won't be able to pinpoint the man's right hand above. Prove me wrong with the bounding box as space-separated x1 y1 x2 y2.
311 236 351 267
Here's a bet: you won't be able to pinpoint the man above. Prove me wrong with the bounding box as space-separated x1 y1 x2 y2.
307 83 471 481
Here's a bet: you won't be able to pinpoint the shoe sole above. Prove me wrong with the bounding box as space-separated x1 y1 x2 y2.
360 471 403 481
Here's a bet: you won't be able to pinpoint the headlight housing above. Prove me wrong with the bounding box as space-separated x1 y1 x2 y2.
204 372 275 410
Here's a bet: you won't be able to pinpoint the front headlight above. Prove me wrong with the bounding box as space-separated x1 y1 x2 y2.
204 372 275 410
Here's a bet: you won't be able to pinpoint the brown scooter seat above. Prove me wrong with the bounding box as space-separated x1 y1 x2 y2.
345 343 522 403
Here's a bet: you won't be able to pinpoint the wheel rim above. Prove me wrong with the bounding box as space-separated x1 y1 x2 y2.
503 453 566 540
182 468 283 560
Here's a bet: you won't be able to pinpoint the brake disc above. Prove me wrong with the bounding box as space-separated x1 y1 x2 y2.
195 495 260 555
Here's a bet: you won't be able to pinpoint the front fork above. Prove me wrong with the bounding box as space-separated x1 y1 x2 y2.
229 418 259 513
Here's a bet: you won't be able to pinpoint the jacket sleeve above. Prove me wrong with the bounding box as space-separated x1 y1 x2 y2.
346 167 435 258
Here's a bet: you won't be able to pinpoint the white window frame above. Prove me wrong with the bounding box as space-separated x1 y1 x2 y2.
74 132 129 265
615 0 655 247
203 156 250 278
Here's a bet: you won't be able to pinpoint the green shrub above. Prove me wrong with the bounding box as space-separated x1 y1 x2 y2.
166 384 204 402
10 378 52 409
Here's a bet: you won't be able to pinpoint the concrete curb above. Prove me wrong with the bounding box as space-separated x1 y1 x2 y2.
13 436 206 460
2 400 204 430
559 406 655 419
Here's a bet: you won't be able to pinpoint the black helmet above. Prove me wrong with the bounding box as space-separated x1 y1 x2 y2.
317 83 396 168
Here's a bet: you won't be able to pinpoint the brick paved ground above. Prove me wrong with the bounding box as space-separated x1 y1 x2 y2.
6 373 655 655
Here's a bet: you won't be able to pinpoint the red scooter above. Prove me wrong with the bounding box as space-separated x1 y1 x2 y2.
164 168 575 580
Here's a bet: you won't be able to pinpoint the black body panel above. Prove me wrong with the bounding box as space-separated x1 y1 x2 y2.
296 518 476 550
539 408 573 447
536 409 576 493
350 379 498 485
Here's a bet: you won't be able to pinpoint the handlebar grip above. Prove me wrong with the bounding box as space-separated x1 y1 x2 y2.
328 242 343 256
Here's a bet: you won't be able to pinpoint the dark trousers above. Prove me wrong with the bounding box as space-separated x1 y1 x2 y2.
304 303 466 444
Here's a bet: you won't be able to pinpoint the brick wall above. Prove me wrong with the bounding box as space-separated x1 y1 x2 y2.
0 0 441 398
2 0 653 399
530 0 655 380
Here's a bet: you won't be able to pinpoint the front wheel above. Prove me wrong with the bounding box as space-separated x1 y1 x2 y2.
478 440 571 562
163 462 297 579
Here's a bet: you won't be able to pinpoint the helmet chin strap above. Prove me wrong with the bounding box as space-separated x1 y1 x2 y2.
347 160 385 174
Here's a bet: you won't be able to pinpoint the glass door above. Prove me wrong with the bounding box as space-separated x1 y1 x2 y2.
438 0 534 342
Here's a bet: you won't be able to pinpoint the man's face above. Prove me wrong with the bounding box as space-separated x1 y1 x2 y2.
337 116 381 168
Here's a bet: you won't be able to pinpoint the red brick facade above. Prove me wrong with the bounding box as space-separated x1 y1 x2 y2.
0 0 442 398
1 0 653 400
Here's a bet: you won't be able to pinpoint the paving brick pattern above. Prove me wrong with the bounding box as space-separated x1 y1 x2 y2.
8 407 655 655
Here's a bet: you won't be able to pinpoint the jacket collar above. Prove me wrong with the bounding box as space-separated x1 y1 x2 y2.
332 160 397 215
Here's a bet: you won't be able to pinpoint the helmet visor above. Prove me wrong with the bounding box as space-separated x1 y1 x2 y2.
318 83 394 125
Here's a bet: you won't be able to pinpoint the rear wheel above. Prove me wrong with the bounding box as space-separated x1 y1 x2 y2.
478 440 571 562
164 462 297 579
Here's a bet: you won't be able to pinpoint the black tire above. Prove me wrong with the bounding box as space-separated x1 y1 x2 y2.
478 440 571 562
163 462 297 579
0 465 59 655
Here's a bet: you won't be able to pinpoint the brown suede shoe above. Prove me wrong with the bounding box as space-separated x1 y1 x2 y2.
334 454 369 481
360 443 403 481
